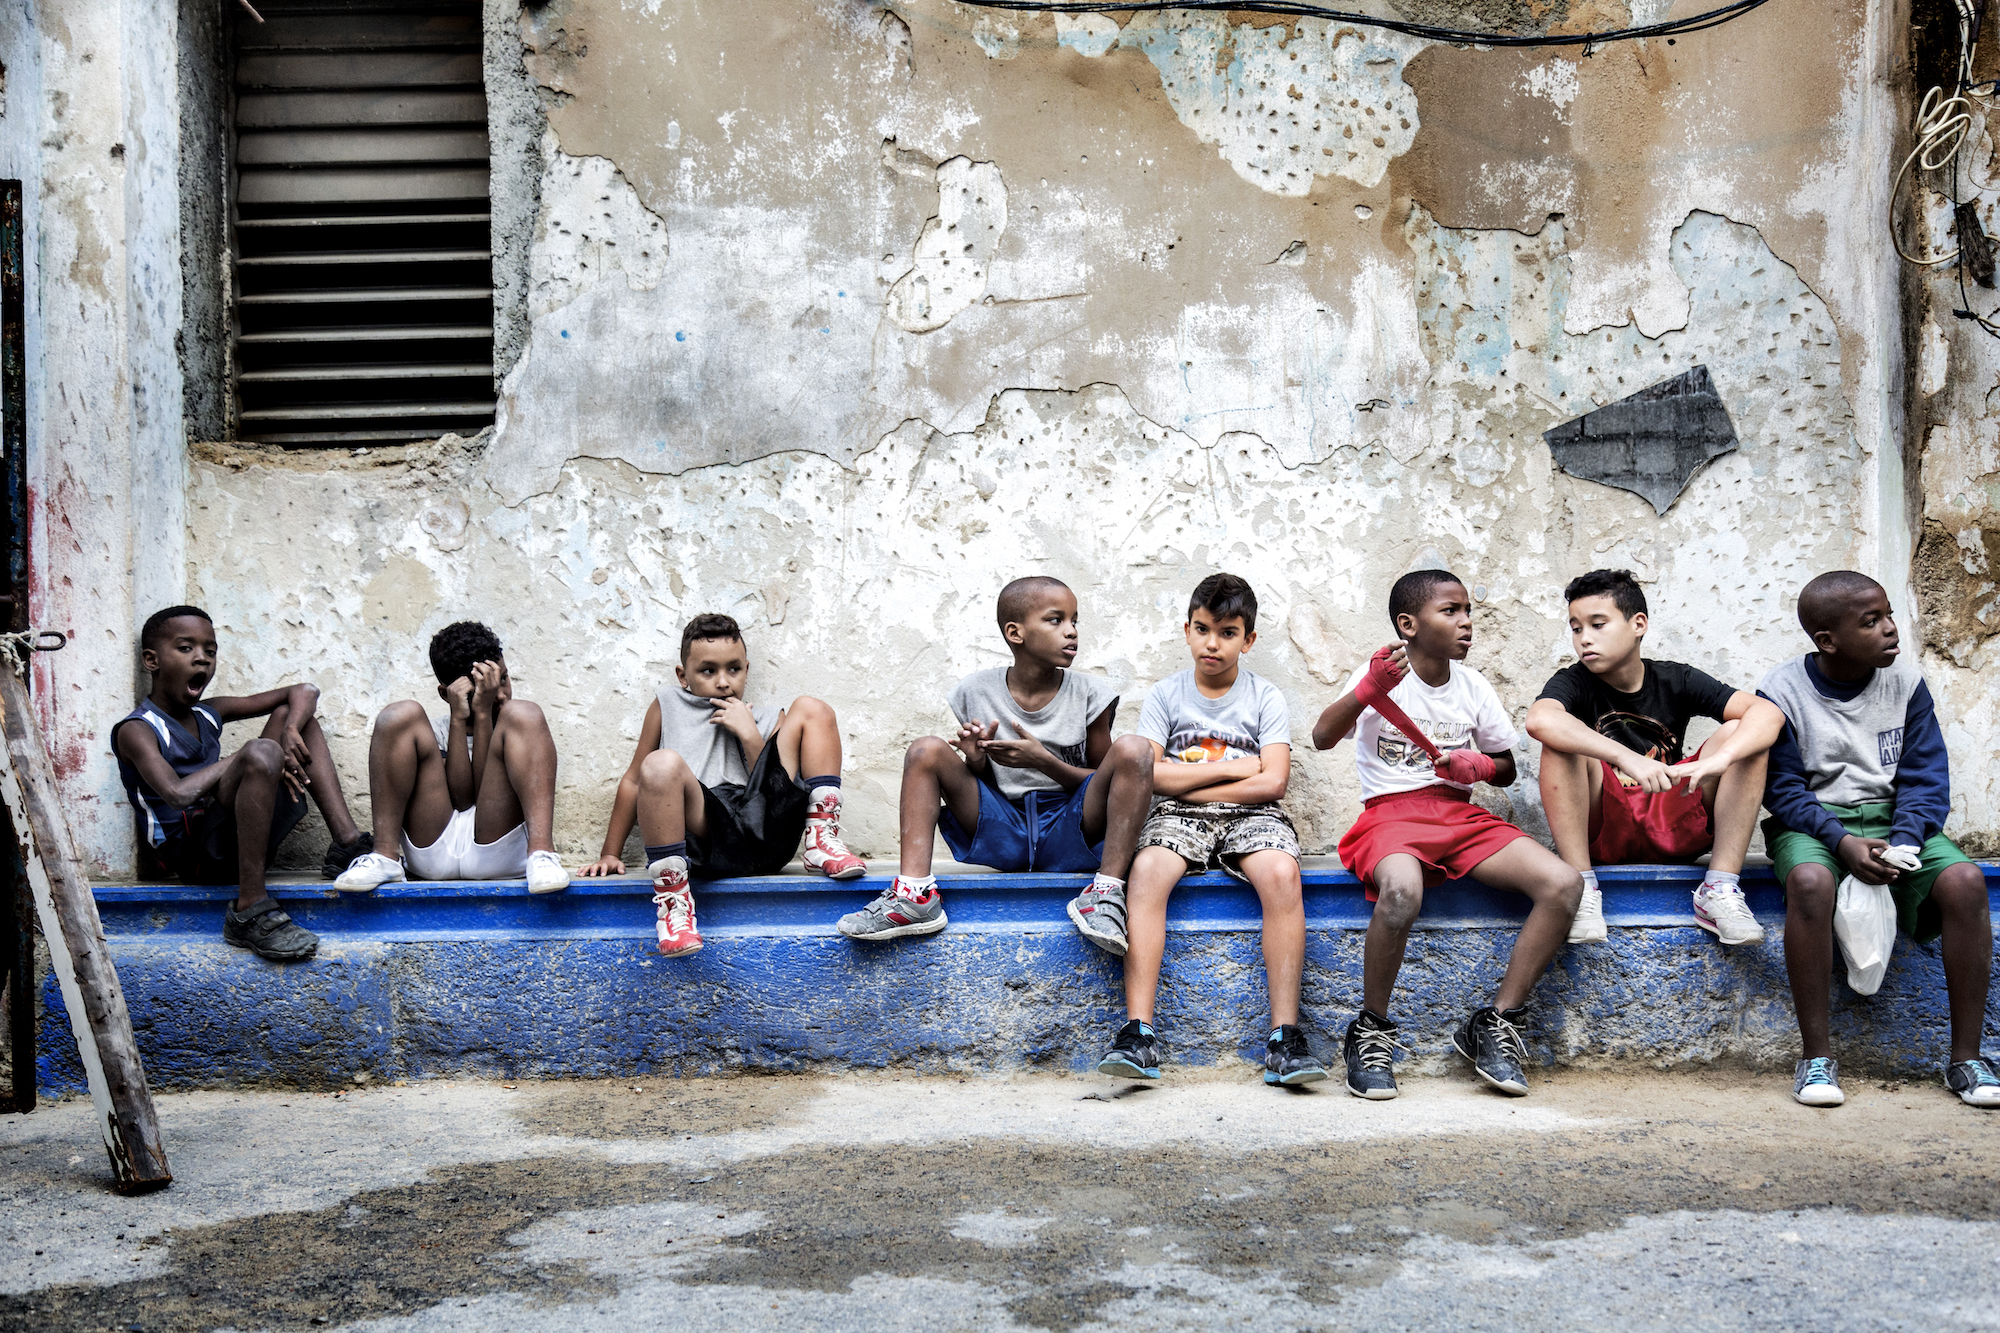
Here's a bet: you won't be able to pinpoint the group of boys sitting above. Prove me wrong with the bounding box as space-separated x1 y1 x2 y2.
112 565 1998 1111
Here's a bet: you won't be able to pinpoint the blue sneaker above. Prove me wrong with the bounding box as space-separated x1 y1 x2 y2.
1264 1025 1328 1086
1096 1020 1160 1080
1945 1057 2000 1108
1793 1057 1844 1107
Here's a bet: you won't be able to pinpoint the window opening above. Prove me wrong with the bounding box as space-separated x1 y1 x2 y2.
231 0 495 446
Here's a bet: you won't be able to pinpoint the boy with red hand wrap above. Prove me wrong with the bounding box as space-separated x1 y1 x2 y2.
1311 570 1583 1103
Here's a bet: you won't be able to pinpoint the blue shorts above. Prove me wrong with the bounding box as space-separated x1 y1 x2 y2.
939 776 1103 872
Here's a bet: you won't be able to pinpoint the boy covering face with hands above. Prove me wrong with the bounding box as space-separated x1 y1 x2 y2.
1312 570 1581 1101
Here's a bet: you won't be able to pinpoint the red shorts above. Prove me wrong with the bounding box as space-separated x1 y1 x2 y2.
1338 785 1532 899
1589 747 1713 864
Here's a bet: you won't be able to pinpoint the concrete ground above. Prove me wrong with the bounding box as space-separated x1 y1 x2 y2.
3 1064 1998 1332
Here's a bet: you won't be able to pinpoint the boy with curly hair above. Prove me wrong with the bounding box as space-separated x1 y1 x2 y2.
335 620 569 895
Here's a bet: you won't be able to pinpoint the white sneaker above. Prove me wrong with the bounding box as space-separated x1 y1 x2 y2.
1567 885 1608 943
1693 882 1765 945
335 852 406 894
525 849 571 895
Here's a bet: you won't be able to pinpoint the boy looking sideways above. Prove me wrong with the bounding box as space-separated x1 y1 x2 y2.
335 621 569 895
1757 571 1996 1110
1095 573 1327 1088
112 605 373 961
1312 570 1582 1101
838 576 1153 945
585 613 863 957
1526 569 1785 946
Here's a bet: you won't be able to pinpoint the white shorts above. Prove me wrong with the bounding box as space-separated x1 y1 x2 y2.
402 807 530 881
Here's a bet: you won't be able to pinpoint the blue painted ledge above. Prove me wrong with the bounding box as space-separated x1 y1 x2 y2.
37 860 2000 1092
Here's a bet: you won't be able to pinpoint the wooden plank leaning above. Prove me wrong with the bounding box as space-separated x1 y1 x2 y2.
0 655 171 1191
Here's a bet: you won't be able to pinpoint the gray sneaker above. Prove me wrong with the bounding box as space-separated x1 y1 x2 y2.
1066 878 1128 956
222 898 319 962
836 881 948 941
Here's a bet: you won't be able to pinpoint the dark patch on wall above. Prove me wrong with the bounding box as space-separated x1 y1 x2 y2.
178 0 230 440
1542 364 1738 513
1913 515 2000 666
486 0 549 383
1388 43 1575 234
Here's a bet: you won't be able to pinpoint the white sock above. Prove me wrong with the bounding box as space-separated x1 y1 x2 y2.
1579 868 1599 893
894 873 937 899
1701 869 1741 894
1091 872 1126 894
809 785 840 809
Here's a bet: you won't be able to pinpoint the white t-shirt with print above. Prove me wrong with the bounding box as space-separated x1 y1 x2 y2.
1340 660 1515 800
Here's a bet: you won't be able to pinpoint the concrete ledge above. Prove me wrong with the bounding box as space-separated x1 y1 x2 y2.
38 860 2000 1091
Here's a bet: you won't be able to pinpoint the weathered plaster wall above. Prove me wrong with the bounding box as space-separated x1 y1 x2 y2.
158 0 1939 875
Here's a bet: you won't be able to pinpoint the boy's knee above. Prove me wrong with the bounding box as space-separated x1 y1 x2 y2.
1544 865 1585 914
241 737 284 777
1786 865 1837 917
1372 877 1423 929
375 699 429 732
497 698 547 731
1933 862 1987 911
1108 733 1152 773
639 748 692 789
787 695 834 724
905 735 952 770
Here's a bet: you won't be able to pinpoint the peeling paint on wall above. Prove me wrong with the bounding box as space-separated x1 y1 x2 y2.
886 156 1007 333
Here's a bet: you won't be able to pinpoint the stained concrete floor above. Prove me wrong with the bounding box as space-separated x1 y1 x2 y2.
2 1065 1998 1332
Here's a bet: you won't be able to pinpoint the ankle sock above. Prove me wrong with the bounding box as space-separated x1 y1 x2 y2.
1579 868 1599 892
893 873 936 900
645 842 688 867
1091 872 1126 894
1701 869 1741 894
806 776 841 803
1130 1019 1155 1037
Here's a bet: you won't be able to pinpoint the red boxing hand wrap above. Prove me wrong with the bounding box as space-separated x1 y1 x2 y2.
1354 646 1443 763
1433 749 1499 786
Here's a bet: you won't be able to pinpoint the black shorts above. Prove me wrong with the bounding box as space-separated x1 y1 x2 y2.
158 789 310 885
689 741 809 878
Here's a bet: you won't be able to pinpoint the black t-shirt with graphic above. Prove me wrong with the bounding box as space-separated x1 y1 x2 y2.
1536 659 1738 765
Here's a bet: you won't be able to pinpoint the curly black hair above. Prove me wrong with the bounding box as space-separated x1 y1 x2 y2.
1388 569 1466 631
679 612 744 664
429 620 503 685
1563 568 1648 619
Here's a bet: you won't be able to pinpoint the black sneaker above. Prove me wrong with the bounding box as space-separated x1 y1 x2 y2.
321 831 376 880
1342 1009 1402 1100
1095 1020 1161 1080
1452 1005 1530 1096
1264 1025 1328 1086
223 898 320 962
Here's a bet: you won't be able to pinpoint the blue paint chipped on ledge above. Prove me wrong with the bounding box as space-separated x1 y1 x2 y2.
38 861 2000 1093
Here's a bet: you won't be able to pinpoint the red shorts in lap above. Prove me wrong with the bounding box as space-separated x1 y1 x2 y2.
1338 784 1531 899
1589 747 1713 865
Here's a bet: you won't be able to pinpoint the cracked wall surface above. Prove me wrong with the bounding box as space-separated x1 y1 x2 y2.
35 1 1974 874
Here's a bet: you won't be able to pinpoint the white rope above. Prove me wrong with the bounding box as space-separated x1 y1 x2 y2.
1893 86 1985 267
0 629 64 669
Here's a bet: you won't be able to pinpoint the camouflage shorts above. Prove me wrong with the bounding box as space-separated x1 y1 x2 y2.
1137 799 1300 882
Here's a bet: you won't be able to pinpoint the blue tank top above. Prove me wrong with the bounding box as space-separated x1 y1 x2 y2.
111 700 221 848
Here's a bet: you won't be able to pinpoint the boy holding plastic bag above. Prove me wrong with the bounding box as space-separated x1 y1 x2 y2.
1758 572 1995 1110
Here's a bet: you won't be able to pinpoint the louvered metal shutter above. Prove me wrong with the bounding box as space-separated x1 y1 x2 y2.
231 0 495 446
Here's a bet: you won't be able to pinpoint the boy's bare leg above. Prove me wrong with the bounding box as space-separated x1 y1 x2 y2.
474 700 558 853
1238 849 1305 1027
1120 846 1186 1021
1468 838 1585 1010
1079 734 1154 879
1783 864 1838 1057
634 748 710 849
898 737 983 876
1931 863 1992 1063
364 701 455 856
773 696 843 781
1363 854 1426 1017
260 710 363 846
1697 721 1764 878
217 739 287 911
1537 748 1601 873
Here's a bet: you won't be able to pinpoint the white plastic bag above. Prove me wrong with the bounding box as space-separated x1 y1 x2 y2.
1833 874 1897 996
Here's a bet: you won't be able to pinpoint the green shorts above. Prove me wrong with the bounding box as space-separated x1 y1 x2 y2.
1763 800 1972 944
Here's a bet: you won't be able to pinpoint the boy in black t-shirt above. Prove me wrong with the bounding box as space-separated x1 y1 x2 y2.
1525 570 1785 946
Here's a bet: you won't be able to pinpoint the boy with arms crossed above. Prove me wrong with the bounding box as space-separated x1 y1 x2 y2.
584 613 864 957
838 576 1153 946
114 605 373 961
1758 571 1997 1109
336 621 570 895
1095 573 1328 1088
1526 569 1785 945
1313 570 1582 1100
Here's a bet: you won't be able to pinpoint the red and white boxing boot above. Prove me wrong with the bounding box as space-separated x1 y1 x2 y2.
801 787 866 880
652 856 702 957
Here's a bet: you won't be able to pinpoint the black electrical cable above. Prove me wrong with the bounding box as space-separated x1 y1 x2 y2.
953 0 1774 50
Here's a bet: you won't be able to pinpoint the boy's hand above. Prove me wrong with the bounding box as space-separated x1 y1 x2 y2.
1664 750 1729 792
980 723 1055 773
1354 644 1409 708
280 724 311 774
707 695 764 750
952 720 998 765
1837 834 1899 884
444 675 474 723
577 854 626 877
469 660 506 715
280 753 310 800
1610 751 1676 794
1432 748 1498 786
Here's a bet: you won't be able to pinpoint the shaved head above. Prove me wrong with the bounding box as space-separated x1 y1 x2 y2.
1797 571 1884 636
996 576 1072 632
